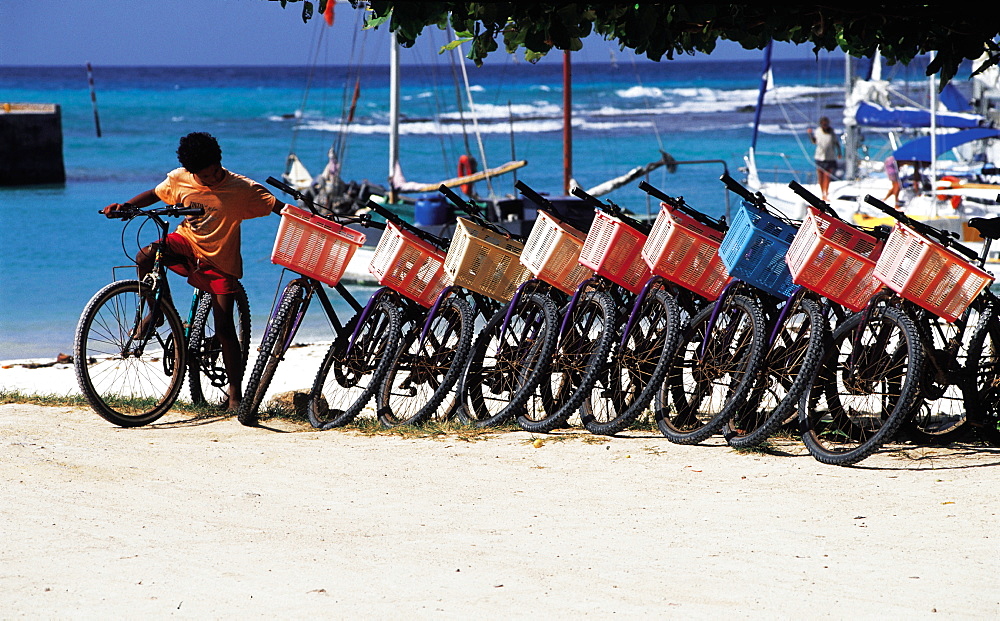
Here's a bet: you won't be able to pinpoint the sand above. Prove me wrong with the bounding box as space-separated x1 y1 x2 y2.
2 352 1000 617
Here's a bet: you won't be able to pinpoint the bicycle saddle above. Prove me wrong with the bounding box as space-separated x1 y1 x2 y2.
968 217 1000 240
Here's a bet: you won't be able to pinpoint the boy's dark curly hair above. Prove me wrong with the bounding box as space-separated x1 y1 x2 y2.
177 132 222 173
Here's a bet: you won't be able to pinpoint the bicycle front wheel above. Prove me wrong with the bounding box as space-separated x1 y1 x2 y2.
309 297 403 429
377 295 473 427
188 283 251 407
74 280 187 427
237 282 306 426
799 306 924 466
519 290 616 433
581 289 680 436
458 293 559 428
655 294 766 444
724 296 825 448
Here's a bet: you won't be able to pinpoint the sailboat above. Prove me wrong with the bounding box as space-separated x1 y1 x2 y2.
746 43 1000 233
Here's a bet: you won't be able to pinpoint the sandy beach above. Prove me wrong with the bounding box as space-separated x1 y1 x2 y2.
2 350 1000 617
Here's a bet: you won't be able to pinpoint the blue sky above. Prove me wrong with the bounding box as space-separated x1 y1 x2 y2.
1 0 833 67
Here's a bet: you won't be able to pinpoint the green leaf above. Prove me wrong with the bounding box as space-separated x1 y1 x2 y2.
301 1 313 23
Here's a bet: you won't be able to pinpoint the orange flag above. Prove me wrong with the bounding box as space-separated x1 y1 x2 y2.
323 0 335 26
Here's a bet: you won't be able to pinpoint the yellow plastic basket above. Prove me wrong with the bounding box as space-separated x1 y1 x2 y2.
443 217 531 301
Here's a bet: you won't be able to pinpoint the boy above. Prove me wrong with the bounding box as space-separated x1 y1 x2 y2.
104 132 287 411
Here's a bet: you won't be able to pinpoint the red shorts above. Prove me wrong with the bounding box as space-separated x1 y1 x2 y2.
159 232 240 296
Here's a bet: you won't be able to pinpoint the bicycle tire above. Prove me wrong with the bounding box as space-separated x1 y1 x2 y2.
74 279 187 427
964 302 1000 446
308 297 403 429
799 305 924 466
581 289 681 436
377 295 473 427
724 296 826 448
519 290 617 433
237 282 306 426
458 292 559 428
188 283 251 407
655 294 766 444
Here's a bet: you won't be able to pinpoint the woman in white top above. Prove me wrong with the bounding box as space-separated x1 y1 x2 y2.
807 116 842 200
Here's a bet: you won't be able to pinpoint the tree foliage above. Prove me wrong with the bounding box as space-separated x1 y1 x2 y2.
271 1 1000 85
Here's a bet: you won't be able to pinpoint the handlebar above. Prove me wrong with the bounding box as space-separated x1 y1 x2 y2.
437 184 524 242
719 173 760 204
570 186 652 235
101 203 204 220
638 181 727 232
863 194 979 262
266 176 384 230
363 199 449 250
787 181 842 221
513 181 557 217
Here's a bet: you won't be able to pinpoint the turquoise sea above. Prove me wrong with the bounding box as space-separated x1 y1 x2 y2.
0 56 936 360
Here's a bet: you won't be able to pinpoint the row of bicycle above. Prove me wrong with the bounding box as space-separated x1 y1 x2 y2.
74 173 1000 467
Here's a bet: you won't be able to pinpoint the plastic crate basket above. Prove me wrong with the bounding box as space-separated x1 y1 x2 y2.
368 221 448 307
520 210 594 294
872 222 993 322
784 207 884 312
443 217 531 302
718 201 798 299
578 209 651 294
271 205 366 286
642 203 731 301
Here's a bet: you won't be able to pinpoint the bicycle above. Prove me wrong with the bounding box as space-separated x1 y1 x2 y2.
75 203 251 426
799 194 999 465
236 177 399 428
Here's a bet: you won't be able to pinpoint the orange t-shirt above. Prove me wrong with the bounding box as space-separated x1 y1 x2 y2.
155 167 278 278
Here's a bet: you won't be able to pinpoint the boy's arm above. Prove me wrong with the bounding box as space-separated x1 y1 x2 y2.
102 189 159 217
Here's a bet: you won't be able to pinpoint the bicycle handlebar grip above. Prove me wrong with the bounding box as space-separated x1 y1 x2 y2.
514 181 555 212
788 181 842 221
266 176 300 199
570 186 606 211
637 180 676 206
720 173 755 203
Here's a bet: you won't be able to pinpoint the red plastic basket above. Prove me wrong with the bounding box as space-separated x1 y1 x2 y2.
520 210 594 294
578 210 651 294
785 207 884 312
368 221 448 307
270 205 366 286
642 203 731 301
872 222 993 322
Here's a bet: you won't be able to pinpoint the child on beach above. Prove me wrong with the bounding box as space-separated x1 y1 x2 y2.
102 132 287 411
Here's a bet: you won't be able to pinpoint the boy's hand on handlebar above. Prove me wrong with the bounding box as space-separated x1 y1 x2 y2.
102 202 133 218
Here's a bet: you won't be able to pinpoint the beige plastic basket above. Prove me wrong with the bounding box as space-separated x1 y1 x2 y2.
443 217 531 301
520 210 594 294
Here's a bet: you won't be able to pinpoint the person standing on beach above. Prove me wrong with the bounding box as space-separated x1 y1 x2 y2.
102 132 288 412
807 116 842 201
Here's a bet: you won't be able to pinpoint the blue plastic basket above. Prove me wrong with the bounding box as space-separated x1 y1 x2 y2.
718 201 798 298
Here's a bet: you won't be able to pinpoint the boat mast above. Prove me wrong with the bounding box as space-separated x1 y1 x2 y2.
388 31 401 203
844 53 858 180
563 51 572 196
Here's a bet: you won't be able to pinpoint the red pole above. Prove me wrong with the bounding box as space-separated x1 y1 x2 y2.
562 51 572 196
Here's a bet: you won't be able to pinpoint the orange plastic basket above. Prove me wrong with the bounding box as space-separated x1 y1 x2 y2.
270 205 366 286
443 217 531 302
872 222 993 322
642 203 731 301
785 207 884 312
520 210 594 294
368 221 448 307
578 210 651 294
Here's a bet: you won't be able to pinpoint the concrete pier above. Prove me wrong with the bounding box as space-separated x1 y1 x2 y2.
0 103 66 186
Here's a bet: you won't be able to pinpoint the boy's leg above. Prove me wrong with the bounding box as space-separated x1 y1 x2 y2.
212 292 244 411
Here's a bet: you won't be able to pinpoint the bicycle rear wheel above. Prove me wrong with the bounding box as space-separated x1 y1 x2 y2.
799 306 924 466
458 293 559 428
377 296 473 427
655 294 766 444
309 296 403 428
74 279 186 427
237 282 306 426
724 296 825 448
519 290 616 433
188 283 251 407
581 289 680 436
